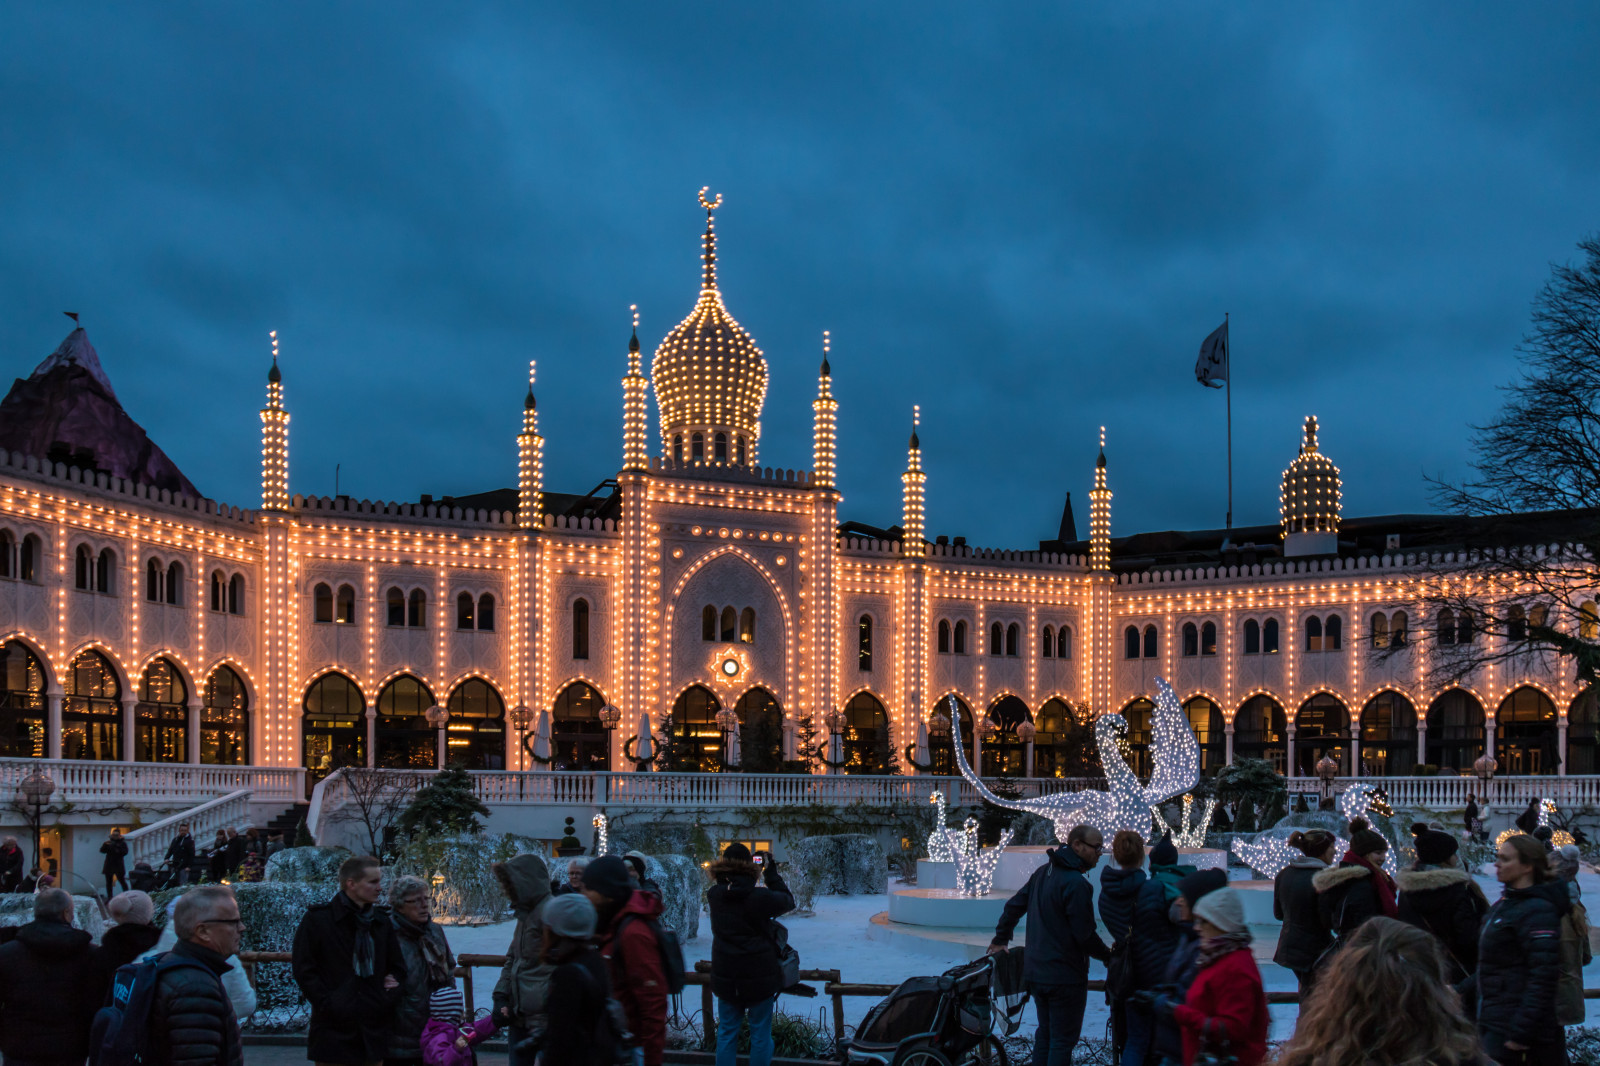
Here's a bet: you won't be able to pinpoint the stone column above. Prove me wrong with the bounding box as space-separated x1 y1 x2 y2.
1486 720 1497 760
1224 719 1234 765
365 707 376 768
1024 740 1035 778
1350 726 1361 778
46 692 62 760
187 699 203 764
122 697 139 762
1558 718 1568 777
1286 725 1297 778
1416 721 1428 767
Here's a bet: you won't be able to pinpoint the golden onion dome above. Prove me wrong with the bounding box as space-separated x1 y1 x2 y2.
652 189 768 461
1280 415 1342 537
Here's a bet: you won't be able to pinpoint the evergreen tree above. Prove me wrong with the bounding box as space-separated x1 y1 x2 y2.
397 767 491 839
293 817 314 848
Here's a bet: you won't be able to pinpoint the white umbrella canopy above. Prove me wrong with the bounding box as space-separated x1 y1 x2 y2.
727 723 743 768
782 719 797 762
635 710 653 765
532 708 552 762
913 718 931 773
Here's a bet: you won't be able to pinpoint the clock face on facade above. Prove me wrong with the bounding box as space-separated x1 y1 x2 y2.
721 657 740 677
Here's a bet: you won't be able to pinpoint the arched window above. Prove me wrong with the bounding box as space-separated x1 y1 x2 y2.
0 640 48 758
714 431 728 461
165 561 183 605
376 674 437 769
457 592 475 630
1181 623 1198 658
954 620 968 654
1390 611 1407 646
1041 626 1055 658
97 548 114 593
201 666 249 765
1032 698 1092 778
1425 689 1485 773
990 622 1003 656
669 685 721 772
303 672 366 787
407 589 424 628
673 435 684 463
314 583 334 623
930 696 975 775
210 571 225 612
1120 698 1154 778
937 620 950 654
573 598 590 659
1201 622 1217 656
982 696 1031 776
840 691 889 774
736 437 747 465
1263 617 1280 654
735 687 783 772
19 534 39 582
1437 607 1457 646
1243 619 1260 654
1583 602 1599 642
859 615 874 670
447 678 505 770
1125 625 1141 659
1143 625 1158 659
1294 693 1349 776
1370 612 1390 649
1457 609 1474 645
75 545 92 590
1006 623 1019 657
0 531 11 579
552 682 609 771
1507 605 1527 642
1184 696 1226 776
739 607 755 644
721 606 737 642
1305 615 1323 652
691 432 705 460
335 584 355 624
1497 687 1559 774
62 649 121 761
136 659 188 763
478 593 496 632
387 587 406 627
1325 615 1342 651
1057 626 1071 659
1359 691 1416 776
702 605 716 641
146 558 162 602
224 573 241 613
1234 694 1287 774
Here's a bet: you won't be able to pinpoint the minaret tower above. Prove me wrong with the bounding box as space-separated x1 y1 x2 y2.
812 332 837 488
518 360 543 527
260 330 290 511
622 306 650 471
1089 427 1112 571
901 406 925 551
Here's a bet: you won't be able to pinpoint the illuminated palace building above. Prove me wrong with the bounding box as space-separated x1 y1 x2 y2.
0 194 1593 815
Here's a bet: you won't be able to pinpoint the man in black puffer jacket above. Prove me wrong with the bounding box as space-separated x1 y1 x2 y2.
148 885 245 1066
0 888 101 1066
708 844 796 1066
988 825 1110 1066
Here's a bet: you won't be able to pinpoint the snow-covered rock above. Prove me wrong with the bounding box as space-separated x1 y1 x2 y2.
643 853 702 940
0 893 106 942
788 834 887 914
264 845 351 883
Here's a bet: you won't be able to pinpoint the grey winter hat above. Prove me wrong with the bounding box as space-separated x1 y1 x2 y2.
544 893 598 939
1191 887 1247 935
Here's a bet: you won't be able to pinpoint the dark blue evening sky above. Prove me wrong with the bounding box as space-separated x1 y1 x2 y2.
2 5 1596 547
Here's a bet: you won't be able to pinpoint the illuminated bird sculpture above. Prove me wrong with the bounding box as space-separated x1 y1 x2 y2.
949 677 1199 841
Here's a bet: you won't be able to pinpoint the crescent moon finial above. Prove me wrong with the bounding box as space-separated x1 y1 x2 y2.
698 186 723 213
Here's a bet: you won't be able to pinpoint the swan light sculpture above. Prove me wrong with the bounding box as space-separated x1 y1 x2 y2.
948 676 1199 840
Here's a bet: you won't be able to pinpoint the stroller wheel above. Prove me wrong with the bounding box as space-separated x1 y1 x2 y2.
970 1036 1007 1066
892 1048 952 1066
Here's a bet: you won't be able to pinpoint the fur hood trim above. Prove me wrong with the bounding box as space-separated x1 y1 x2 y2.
1396 867 1472 893
1312 864 1372 893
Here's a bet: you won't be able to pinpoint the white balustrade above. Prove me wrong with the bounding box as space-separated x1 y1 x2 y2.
0 759 301 805
123 789 253 870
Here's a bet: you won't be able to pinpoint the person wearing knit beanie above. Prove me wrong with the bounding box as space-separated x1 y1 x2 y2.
429 985 465 1023
1177 867 1227 906
1149 834 1179 868
1414 829 1459 866
580 855 635 904
544 893 598 940
1191 888 1247 936
108 889 155 926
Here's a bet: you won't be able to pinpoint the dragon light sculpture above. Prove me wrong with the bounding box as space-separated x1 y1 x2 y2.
948 676 1199 840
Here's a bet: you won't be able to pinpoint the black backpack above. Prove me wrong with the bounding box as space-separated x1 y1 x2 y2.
618 914 687 995
90 955 231 1066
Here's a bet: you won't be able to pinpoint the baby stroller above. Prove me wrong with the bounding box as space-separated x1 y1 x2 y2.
847 950 1029 1066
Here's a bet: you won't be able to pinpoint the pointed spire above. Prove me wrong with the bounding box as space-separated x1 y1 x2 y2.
524 359 537 410
698 187 722 292
1301 414 1319 453
812 330 838 489
909 404 921 450
901 404 925 551
820 329 832 378
1090 426 1112 570
260 329 290 510
622 306 650 472
519 358 544 525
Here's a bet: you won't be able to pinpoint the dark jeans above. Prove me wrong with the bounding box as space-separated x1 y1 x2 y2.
1482 1033 1567 1066
105 872 126 896
1030 984 1088 1066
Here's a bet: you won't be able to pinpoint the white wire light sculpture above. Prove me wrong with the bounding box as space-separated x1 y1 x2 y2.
925 790 964 863
593 814 609 855
1231 783 1400 879
952 817 1014 897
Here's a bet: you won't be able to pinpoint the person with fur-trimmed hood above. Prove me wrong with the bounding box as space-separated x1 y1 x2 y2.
1314 817 1396 943
1273 829 1337 1000
1396 824 1488 981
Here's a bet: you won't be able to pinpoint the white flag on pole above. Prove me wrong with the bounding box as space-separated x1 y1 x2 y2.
1195 319 1228 388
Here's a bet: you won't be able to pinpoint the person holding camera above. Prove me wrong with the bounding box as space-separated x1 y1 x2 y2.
707 844 795 1066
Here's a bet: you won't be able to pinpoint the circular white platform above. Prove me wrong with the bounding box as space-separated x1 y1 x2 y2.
887 886 1019 928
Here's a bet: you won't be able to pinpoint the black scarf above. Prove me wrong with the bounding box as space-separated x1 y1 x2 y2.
338 891 377 978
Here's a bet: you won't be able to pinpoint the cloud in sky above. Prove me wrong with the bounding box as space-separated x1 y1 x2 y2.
1 4 1596 546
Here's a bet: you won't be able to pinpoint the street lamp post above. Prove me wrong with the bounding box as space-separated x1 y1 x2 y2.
1474 753 1497 841
598 705 622 771
1315 753 1340 804
508 704 533 770
424 704 450 769
17 771 55 875
715 708 741 770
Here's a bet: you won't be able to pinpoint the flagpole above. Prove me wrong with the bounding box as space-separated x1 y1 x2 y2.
1225 312 1232 530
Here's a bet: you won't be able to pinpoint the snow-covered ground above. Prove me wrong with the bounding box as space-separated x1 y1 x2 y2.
441 863 1600 1046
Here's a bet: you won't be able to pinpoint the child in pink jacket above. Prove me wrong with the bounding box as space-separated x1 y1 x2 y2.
421 985 499 1066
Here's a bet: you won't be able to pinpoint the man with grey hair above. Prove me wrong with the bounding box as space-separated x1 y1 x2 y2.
0 887 102 1065
141 885 244 1066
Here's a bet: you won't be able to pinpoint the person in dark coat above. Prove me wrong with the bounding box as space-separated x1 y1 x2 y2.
223 827 247 879
492 852 553 1066
1122 835 1191 1066
1144 867 1228 1066
388 875 457 1065
101 827 129 897
585 855 670 1066
1464 833 1569 1065
1273 829 1337 1000
0 838 24 893
291 854 407 1066
97 889 164 987
165 822 197 886
1515 799 1541 835
520 894 611 1066
708 845 795 1066
1313 818 1395 943
147 885 245 1066
1396 826 1488 982
1465 795 1480 839
0 887 103 1066
1098 830 1147 944
988 824 1111 1066
206 830 230 884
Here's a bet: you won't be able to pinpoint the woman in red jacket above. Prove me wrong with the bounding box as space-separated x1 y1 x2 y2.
1138 887 1268 1066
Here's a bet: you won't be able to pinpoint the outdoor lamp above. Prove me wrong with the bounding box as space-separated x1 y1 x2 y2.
17 771 54 873
424 704 449 729
927 713 951 739
1315 753 1339 800
1473 753 1497 783
977 717 999 739
1016 721 1037 742
825 711 847 734
508 703 533 734
599 704 622 730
